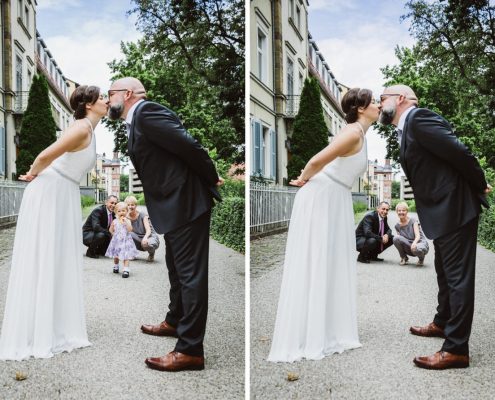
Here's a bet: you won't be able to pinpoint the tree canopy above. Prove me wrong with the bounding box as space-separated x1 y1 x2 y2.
377 0 495 172
105 0 244 169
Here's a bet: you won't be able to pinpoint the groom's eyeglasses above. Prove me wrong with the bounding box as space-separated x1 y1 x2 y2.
379 94 402 102
108 89 130 97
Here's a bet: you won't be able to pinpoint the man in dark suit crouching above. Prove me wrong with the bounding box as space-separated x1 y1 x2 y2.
356 201 393 263
82 195 117 258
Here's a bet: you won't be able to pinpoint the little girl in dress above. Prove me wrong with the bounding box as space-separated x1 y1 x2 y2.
105 202 139 278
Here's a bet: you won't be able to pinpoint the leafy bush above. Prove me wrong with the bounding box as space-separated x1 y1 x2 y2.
353 202 367 214
81 195 95 208
119 192 130 201
479 194 495 252
390 198 416 212
211 196 245 253
210 179 245 253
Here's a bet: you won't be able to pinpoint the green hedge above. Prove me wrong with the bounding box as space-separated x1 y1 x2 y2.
353 202 367 214
81 195 95 208
391 198 416 212
211 179 245 253
479 194 495 252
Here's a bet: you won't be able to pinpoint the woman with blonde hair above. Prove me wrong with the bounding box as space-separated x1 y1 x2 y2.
124 195 160 262
393 201 429 266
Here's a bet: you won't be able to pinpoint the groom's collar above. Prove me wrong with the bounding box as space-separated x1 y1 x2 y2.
125 99 145 126
397 105 416 131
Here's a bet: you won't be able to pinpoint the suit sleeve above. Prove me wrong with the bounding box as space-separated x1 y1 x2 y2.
410 109 487 193
138 103 219 186
362 214 382 241
90 207 107 233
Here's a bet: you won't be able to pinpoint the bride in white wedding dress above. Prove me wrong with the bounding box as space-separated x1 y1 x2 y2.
0 85 108 360
268 88 381 362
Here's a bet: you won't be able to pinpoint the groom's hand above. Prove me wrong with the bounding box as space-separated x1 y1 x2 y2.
382 234 389 244
484 184 492 195
216 177 225 186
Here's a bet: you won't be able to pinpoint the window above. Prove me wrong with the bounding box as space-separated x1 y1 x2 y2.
257 27 267 84
16 56 23 91
25 6 29 29
269 129 277 180
288 0 294 20
299 72 303 94
27 69 32 87
17 0 22 19
296 6 301 30
251 119 264 175
0 127 5 176
287 57 294 96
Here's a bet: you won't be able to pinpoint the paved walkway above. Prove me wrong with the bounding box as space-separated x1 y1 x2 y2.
0 224 245 399
251 212 495 399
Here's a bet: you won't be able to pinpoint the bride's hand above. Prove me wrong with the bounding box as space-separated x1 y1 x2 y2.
289 178 307 187
18 173 37 182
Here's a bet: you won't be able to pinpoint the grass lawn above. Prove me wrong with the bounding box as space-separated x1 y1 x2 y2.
354 210 368 225
82 204 99 220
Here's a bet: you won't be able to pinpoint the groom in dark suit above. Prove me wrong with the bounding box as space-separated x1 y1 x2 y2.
108 77 223 372
379 84 492 369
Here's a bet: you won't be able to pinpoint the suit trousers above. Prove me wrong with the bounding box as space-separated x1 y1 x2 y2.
164 210 211 357
433 216 478 356
356 236 393 259
83 230 111 255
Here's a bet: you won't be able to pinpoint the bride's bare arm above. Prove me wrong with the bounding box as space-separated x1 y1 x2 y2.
19 120 91 181
293 126 362 184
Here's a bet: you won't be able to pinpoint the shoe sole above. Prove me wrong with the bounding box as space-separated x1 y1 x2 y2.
140 329 178 338
410 330 446 339
413 359 469 369
145 360 204 371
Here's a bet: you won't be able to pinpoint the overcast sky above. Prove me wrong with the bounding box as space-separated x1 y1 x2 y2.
37 0 142 157
309 0 416 166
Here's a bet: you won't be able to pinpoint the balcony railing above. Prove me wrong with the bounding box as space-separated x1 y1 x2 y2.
285 95 300 118
13 91 30 114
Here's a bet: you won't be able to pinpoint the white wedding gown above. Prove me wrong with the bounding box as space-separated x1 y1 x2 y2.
0 119 96 360
268 136 367 362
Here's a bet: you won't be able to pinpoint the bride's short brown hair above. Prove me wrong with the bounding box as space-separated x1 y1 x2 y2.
70 85 100 119
341 88 372 123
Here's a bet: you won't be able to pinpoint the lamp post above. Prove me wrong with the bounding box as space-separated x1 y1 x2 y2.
95 168 99 203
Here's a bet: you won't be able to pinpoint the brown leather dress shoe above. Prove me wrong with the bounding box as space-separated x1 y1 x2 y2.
141 320 178 337
145 351 205 371
409 322 445 338
413 351 469 370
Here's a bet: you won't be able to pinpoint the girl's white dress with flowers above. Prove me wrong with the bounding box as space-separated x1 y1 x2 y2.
0 120 95 360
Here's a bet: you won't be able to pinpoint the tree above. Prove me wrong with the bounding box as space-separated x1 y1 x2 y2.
392 180 401 199
287 78 329 181
378 0 495 169
105 0 244 166
16 75 57 176
120 174 129 192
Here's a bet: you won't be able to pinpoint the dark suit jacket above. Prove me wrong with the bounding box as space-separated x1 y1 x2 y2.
82 205 113 234
355 211 392 248
400 108 488 240
127 101 221 234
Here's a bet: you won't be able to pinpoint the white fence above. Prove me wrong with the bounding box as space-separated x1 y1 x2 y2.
250 182 299 236
0 181 27 227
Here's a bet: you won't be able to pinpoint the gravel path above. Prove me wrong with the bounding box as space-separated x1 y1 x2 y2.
250 212 495 399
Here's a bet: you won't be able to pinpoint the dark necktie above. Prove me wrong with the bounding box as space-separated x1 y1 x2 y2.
379 218 384 251
108 213 113 228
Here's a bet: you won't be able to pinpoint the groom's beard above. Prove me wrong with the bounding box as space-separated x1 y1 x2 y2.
378 105 396 126
108 103 124 120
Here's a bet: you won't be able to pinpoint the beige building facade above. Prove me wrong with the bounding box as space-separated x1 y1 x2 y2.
250 0 309 185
